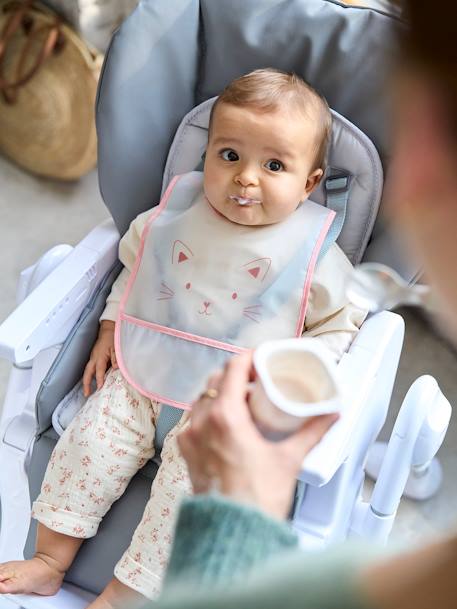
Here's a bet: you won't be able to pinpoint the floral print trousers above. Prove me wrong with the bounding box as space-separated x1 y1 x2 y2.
32 368 192 599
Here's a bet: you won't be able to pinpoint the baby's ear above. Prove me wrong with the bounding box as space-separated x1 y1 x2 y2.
303 168 324 199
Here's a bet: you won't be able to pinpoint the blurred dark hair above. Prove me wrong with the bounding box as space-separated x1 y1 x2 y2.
400 1 457 68
399 1 457 132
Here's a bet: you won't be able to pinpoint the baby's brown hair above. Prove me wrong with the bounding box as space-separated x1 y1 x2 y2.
208 68 332 171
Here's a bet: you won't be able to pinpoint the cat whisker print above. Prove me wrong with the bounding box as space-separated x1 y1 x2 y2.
243 304 263 323
157 281 175 301
243 312 261 323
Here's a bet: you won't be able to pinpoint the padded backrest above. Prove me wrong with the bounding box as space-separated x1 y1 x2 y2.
96 0 403 236
197 1 401 162
162 98 383 265
96 0 201 235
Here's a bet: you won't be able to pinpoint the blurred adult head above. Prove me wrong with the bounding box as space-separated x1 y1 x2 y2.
389 0 457 336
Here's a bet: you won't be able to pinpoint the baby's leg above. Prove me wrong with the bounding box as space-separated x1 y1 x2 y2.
113 410 192 601
86 577 146 609
0 369 156 597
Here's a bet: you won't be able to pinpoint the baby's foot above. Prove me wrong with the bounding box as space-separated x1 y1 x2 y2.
0 556 65 595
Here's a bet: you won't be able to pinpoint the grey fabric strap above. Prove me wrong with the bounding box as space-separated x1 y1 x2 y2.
154 404 184 452
318 169 351 261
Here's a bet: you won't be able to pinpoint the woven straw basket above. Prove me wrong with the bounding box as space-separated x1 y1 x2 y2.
0 0 102 180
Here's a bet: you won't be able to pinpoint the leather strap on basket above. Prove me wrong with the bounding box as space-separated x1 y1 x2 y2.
0 0 65 104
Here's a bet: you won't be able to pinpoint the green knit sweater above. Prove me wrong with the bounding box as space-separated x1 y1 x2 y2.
151 495 376 609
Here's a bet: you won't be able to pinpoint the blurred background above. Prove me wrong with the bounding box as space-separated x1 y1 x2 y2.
0 0 455 553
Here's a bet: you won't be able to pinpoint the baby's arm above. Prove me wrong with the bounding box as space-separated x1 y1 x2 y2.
303 244 368 362
82 209 152 397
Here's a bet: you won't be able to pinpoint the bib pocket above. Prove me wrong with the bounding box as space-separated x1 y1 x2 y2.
116 315 246 408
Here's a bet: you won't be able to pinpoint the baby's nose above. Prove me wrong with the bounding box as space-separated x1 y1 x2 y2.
235 167 259 187
203 301 211 309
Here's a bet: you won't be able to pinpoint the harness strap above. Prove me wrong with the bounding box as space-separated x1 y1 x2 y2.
154 404 184 452
319 168 351 261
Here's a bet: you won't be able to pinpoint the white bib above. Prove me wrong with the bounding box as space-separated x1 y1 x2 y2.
116 172 335 409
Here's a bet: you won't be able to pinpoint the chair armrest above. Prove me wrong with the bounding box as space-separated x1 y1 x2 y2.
0 220 120 364
298 311 405 486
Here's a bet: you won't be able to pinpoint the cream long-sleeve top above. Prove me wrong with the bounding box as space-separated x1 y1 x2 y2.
101 209 368 362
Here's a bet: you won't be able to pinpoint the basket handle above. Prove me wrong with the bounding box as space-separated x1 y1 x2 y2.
0 0 64 104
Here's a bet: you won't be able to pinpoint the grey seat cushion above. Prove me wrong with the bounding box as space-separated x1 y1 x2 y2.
198 0 402 164
35 262 123 436
97 0 403 236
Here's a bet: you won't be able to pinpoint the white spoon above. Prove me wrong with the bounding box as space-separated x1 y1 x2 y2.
346 262 433 313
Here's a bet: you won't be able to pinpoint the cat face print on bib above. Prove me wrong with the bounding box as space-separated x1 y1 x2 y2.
157 238 272 336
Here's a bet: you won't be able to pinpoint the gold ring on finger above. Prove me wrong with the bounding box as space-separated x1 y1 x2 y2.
200 388 219 400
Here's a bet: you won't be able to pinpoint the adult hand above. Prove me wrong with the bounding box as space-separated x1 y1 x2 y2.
178 352 338 520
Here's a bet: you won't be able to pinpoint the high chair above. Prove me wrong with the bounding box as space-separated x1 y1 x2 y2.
0 1 451 607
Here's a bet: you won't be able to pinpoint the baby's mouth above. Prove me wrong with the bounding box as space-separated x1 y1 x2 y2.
229 195 261 207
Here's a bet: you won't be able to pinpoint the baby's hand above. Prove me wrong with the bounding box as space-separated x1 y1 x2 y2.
82 320 118 397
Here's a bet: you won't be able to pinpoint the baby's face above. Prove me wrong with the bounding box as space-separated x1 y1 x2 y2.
204 103 323 226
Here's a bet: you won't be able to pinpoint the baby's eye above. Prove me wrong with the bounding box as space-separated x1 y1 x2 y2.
220 149 239 162
186 282 191 290
265 159 283 172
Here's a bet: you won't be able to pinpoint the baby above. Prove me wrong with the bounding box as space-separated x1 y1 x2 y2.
0 69 367 608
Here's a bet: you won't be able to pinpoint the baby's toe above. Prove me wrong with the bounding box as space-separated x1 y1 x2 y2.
0 563 16 582
0 576 21 594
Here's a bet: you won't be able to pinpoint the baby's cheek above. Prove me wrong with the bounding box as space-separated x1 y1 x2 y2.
203 169 218 198
270 198 300 222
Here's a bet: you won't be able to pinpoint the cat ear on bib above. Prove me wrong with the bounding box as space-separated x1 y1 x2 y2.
242 257 271 282
172 240 194 265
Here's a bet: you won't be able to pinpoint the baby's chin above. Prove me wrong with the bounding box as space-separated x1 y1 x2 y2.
224 210 266 227
208 199 269 226
224 208 281 227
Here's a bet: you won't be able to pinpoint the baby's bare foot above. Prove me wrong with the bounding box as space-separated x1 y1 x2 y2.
0 556 64 596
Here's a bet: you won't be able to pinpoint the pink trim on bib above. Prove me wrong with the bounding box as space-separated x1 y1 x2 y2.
115 176 180 358
115 175 189 407
118 175 180 319
294 210 336 336
114 316 246 409
120 313 247 354
114 325 193 409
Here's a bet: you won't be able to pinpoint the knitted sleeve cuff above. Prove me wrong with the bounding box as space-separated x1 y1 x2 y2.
163 494 298 592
